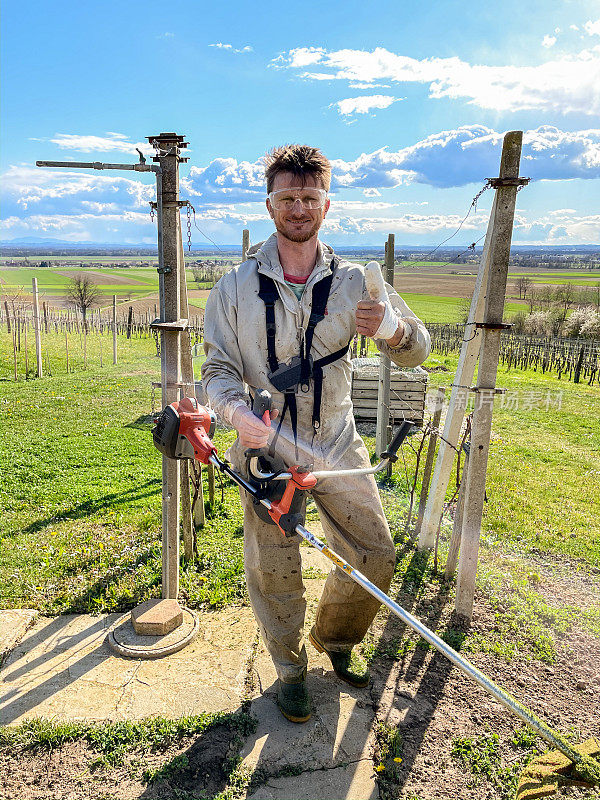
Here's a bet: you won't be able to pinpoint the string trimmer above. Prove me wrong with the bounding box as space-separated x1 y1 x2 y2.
152 393 600 795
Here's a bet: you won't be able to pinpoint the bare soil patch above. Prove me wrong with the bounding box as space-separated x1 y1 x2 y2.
1 555 598 799
55 270 147 286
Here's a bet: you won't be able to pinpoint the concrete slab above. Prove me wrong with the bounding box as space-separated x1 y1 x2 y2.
241 576 378 795
0 609 38 665
1 606 257 725
247 758 378 800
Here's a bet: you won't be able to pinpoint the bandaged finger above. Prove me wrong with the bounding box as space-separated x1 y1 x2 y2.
374 301 401 340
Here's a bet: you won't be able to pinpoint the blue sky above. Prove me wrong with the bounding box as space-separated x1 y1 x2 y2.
2 0 599 246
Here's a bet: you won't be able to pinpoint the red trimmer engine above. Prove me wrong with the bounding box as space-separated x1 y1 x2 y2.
152 397 217 464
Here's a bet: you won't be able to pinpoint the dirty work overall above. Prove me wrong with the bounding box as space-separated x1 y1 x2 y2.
201 234 431 683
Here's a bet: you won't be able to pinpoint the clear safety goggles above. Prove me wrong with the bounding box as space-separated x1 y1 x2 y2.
268 187 328 210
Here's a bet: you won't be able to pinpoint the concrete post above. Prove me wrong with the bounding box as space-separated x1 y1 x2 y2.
32 278 43 378
418 194 497 549
455 131 523 619
148 131 188 603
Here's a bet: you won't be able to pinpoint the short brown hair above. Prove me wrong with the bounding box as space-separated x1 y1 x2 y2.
264 144 331 193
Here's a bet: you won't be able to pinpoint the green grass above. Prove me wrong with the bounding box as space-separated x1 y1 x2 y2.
0 330 244 613
450 730 540 800
1 333 598 660
398 292 525 323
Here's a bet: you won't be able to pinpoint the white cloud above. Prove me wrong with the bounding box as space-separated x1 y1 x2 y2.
542 35 557 48
182 157 265 203
45 132 154 155
1 165 154 215
322 210 489 237
332 94 399 116
276 45 600 115
584 19 600 36
349 82 391 89
514 210 600 244
570 24 580 31
209 42 253 53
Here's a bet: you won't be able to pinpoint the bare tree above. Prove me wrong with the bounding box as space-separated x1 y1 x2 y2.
516 276 532 299
65 274 102 329
555 283 575 315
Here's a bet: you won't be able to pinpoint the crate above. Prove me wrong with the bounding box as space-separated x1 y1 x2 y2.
351 358 428 424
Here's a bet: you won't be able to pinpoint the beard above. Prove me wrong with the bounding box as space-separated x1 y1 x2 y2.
274 215 322 243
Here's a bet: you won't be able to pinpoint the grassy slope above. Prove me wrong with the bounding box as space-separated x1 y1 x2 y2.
0 332 598 640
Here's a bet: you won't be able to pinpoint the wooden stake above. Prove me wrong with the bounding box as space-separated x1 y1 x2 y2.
112 295 117 364
242 228 250 262
455 131 523 620
375 234 395 458
65 330 69 373
4 301 11 333
32 279 43 378
24 320 29 378
179 230 196 561
13 328 18 380
193 464 205 529
444 446 470 580
414 386 446 536
207 463 215 506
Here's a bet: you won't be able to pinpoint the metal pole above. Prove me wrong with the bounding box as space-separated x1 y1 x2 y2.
375 234 395 457
32 278 43 378
208 450 592 768
455 131 523 619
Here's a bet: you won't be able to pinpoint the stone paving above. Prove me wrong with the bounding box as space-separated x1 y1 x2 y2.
0 543 380 799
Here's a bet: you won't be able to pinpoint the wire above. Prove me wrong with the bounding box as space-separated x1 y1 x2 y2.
398 182 491 269
186 202 226 254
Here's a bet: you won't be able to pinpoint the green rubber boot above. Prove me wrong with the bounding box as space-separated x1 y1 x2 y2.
277 679 312 723
309 630 370 688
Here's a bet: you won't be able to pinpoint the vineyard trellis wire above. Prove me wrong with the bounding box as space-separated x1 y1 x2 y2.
427 323 600 385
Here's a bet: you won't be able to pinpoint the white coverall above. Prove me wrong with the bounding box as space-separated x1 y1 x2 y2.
202 232 431 682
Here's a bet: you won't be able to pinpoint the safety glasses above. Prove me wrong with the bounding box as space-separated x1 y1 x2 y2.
268 187 328 210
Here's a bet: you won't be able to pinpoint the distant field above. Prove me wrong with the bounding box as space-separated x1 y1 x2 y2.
2 263 595 321
399 292 525 324
0 266 201 304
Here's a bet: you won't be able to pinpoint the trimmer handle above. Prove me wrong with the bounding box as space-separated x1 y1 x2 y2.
381 420 414 463
252 389 272 426
245 390 274 463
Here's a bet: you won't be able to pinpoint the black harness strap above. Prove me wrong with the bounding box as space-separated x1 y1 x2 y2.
257 263 349 452
311 341 352 431
257 275 279 374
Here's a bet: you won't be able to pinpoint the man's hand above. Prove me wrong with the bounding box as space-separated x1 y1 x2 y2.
355 300 404 343
231 405 279 449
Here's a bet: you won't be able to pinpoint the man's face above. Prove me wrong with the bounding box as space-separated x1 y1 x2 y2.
266 172 330 244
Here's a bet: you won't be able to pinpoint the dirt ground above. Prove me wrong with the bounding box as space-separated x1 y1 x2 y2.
1 553 599 800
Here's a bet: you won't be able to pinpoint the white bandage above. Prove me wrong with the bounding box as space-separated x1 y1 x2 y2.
374 301 401 341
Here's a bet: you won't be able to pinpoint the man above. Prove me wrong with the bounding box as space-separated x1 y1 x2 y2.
202 144 430 723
